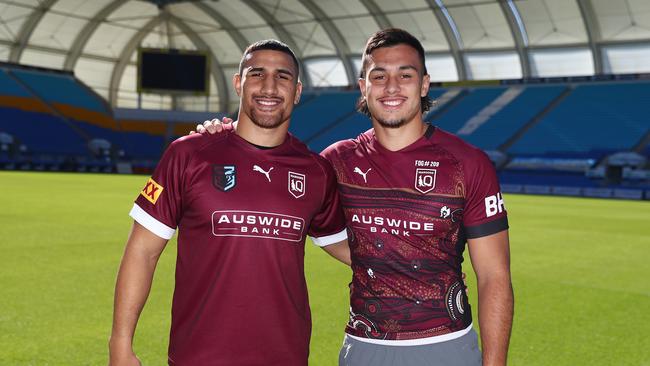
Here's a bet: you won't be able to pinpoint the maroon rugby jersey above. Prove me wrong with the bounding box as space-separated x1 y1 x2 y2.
321 125 508 343
130 129 347 365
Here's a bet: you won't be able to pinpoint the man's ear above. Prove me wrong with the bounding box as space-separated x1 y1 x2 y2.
358 77 366 99
233 73 242 96
294 81 303 104
420 73 430 97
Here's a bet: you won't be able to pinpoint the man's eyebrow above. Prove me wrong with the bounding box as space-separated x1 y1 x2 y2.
277 68 295 77
399 65 418 71
246 67 294 77
368 65 418 72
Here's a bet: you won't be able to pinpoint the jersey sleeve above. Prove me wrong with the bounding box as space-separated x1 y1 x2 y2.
308 159 348 247
462 150 508 239
130 139 191 239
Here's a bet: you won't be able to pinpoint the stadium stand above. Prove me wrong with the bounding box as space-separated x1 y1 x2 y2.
428 86 507 133
0 108 87 156
2 62 649 198
306 112 372 153
0 65 217 173
304 89 447 153
459 85 568 150
10 69 110 115
289 91 359 141
0 68 32 97
507 82 650 158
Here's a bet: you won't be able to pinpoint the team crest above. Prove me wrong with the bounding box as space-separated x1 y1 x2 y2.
415 168 436 194
213 165 236 192
288 171 305 198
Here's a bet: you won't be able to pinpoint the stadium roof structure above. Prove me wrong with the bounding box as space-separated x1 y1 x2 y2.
1 0 649 112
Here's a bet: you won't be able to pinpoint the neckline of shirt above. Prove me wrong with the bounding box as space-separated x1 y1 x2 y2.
226 128 294 155
371 124 436 154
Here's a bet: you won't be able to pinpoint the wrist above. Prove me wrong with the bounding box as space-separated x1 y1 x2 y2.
109 335 133 351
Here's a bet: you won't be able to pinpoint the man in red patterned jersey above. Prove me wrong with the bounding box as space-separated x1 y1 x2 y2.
108 40 350 366
199 29 513 366
324 29 513 366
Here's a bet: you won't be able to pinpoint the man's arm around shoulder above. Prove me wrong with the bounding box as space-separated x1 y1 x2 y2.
468 230 514 366
321 239 351 266
109 222 168 366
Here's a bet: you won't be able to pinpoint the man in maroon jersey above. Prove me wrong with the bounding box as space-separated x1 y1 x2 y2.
108 40 349 366
198 29 513 366
323 29 513 366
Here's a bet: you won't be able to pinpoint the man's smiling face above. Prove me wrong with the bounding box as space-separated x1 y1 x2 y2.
235 49 302 130
359 44 430 129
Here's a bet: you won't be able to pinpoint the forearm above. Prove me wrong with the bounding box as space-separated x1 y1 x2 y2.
109 226 166 356
477 272 514 366
110 249 159 346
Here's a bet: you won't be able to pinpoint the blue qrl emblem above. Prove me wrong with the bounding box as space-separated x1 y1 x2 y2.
213 165 236 192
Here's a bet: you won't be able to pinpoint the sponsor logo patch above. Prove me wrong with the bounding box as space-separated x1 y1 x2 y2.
288 171 305 198
213 165 236 192
415 168 436 194
140 178 163 204
485 192 505 217
211 210 305 242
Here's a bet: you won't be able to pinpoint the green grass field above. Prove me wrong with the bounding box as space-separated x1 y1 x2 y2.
1 171 649 365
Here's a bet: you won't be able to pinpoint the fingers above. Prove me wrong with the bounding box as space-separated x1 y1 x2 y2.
206 119 220 134
196 117 232 135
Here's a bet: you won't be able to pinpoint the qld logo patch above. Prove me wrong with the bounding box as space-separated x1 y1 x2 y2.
141 178 163 204
415 168 436 194
288 171 305 198
213 165 236 192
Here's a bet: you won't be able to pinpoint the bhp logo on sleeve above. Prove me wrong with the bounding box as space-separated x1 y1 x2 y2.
484 192 505 217
141 178 163 204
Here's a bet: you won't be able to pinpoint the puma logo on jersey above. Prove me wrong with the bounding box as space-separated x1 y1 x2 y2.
353 167 371 183
253 165 273 182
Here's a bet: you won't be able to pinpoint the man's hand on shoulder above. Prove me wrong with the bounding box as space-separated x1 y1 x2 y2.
189 117 234 135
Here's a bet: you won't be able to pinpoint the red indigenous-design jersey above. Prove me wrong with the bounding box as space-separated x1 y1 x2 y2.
131 129 347 365
321 125 508 344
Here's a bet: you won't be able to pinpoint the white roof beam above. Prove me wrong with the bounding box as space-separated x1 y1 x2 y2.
191 2 249 52
359 0 393 30
8 0 58 63
300 0 356 86
500 0 531 78
167 14 229 112
242 0 310 87
424 0 467 80
576 0 603 74
64 0 129 71
108 14 165 107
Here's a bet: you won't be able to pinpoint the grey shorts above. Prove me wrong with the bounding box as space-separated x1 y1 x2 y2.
338 329 482 366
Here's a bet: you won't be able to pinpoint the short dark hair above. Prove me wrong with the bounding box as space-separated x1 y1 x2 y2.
238 39 300 80
357 28 433 117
